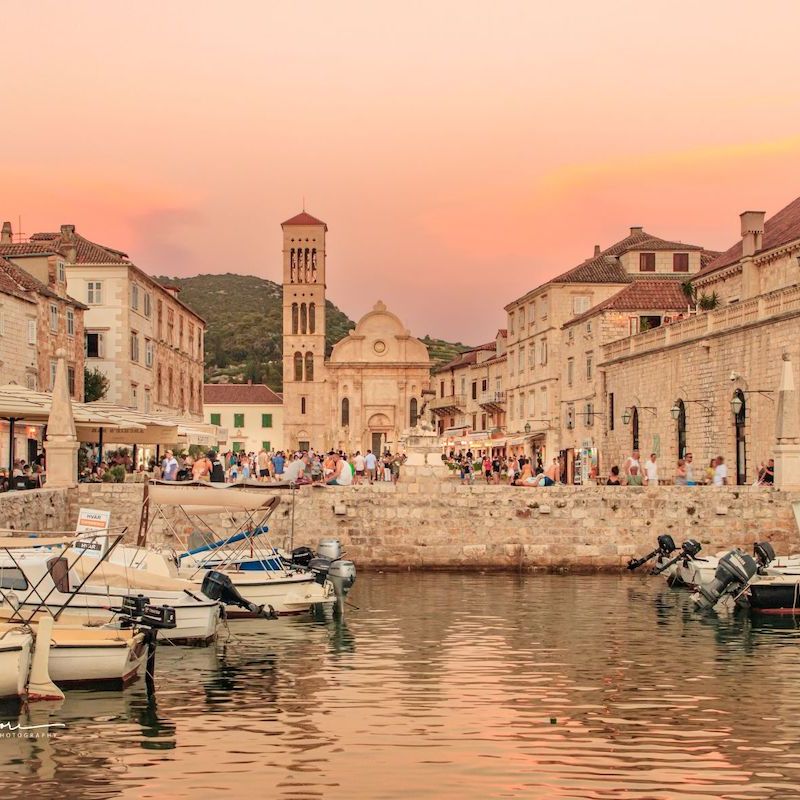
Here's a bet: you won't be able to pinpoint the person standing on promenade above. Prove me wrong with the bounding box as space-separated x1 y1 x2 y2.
162 450 178 481
272 451 285 481
685 453 696 486
674 459 687 486
364 449 377 484
626 464 645 486
713 456 728 486
644 453 659 486
353 450 365 484
257 448 270 482
623 449 641 479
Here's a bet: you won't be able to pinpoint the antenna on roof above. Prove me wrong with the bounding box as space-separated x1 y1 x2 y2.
15 215 26 243
302 195 305 211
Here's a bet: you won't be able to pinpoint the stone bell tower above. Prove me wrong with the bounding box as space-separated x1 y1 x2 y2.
281 211 328 451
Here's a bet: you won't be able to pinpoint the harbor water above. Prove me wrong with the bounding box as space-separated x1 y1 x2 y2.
2 572 800 799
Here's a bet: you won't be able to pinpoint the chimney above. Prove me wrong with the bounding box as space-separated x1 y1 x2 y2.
247 379 253 386
1 221 11 244
60 224 76 239
593 244 601 257
630 226 643 236
740 210 765 257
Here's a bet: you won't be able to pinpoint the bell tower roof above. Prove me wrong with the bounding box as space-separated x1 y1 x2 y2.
281 211 327 230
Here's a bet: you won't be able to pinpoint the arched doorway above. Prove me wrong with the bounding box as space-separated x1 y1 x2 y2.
631 406 640 452
675 399 687 459
734 389 747 485
367 412 392 456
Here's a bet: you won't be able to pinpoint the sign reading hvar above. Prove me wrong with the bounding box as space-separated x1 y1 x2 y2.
73 508 111 553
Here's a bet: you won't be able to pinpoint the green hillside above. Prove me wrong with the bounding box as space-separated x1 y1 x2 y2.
155 273 470 390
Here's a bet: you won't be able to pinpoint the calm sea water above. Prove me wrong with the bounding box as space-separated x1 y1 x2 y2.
1 573 800 800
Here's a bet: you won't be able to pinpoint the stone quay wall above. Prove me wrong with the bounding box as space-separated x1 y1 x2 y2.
1 481 797 572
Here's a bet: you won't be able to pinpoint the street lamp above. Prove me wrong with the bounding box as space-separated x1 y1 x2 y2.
524 422 531 434
622 408 632 425
670 403 681 420
730 394 744 417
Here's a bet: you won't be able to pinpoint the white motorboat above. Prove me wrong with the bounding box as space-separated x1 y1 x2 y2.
0 625 33 699
0 536 222 645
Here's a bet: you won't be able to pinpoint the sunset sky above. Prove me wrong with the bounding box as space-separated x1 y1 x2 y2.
4 1 800 343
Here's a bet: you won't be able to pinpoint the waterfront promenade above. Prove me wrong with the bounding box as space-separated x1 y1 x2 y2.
3 480 799 572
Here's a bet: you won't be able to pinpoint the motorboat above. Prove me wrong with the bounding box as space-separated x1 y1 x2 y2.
127 481 356 616
0 625 33 699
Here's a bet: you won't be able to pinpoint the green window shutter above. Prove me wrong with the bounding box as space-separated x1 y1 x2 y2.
210 413 221 426
261 413 272 428
262 441 271 451
233 413 244 428
232 441 242 452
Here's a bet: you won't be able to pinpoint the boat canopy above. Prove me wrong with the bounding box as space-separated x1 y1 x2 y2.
69 558 198 592
147 481 283 512
0 536 78 549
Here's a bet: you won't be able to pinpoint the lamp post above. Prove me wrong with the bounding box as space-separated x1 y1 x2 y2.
730 394 743 417
524 422 531 434
670 404 681 421
622 408 631 425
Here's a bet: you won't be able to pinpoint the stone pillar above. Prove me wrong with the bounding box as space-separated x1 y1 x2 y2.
44 348 79 488
774 352 800 490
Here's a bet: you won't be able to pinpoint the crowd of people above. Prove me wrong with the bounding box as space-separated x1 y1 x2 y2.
445 448 776 488
0 458 45 492
151 447 409 486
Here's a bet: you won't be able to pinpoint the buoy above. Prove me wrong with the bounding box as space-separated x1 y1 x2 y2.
26 617 64 701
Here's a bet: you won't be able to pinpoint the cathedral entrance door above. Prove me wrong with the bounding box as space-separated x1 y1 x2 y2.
371 432 384 456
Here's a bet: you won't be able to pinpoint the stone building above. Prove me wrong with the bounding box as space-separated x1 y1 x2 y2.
503 227 709 467
0 224 87 399
280 211 431 453
431 330 508 454
601 196 800 484
204 383 283 453
27 225 205 420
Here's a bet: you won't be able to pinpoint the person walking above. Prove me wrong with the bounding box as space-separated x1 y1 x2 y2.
713 456 728 486
353 451 365 485
626 464 645 486
364 449 377 484
643 453 659 486
257 448 270 482
685 452 696 486
209 451 225 483
272 451 285 481
623 449 641 479
674 458 687 486
162 450 178 481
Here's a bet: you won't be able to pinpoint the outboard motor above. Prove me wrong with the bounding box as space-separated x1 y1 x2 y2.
317 539 343 561
627 534 676 571
114 594 151 627
328 560 356 603
308 557 332 586
291 546 314 568
652 538 702 575
754 541 776 570
201 570 275 618
693 549 758 611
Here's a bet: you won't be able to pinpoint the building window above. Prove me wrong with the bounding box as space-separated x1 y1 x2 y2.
87 281 102 304
471 381 477 400
300 397 307 415
540 339 547 366
145 338 154 368
130 332 140 362
131 283 140 311
567 358 574 387
57 261 66 283
529 303 535 327
232 441 243 453
293 352 303 381
67 366 75 397
261 413 273 428
519 393 525 419
541 387 548 414
85 331 103 358
572 295 590 315
262 440 271 451
49 360 57 390
509 350 515 376
291 303 298 334
586 353 593 380
144 292 152 317
130 383 138 408
410 398 418 427
529 390 535 416
233 413 245 428
0 309 4 337
519 307 526 327
673 253 689 273
179 315 184 350
305 351 314 381
518 347 524 372
509 312 515 336
585 402 594 427
567 328 574 342
27 319 36 345
300 303 307 334
639 252 656 272
66 308 75 336
210 412 221 426
26 373 37 390
49 304 58 332
481 379 487 392
481 413 487 430
144 388 151 413
167 308 175 346
471 413 477 431
157 300 163 338
608 392 615 431
168 367 173 403
309 302 316 333
540 295 548 319
341 397 350 426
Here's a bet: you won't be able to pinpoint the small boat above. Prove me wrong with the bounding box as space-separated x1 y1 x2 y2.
0 625 33 700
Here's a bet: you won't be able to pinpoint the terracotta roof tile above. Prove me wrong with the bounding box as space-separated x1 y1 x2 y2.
565 280 690 326
0 257 37 303
204 383 283 405
281 211 327 229
0 256 86 308
31 231 130 264
696 196 800 278
432 341 497 373
0 242 63 257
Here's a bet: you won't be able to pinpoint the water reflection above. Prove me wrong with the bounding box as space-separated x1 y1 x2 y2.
0 574 799 798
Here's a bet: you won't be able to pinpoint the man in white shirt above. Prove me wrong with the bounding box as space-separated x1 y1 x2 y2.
623 449 641 478
284 455 306 484
162 450 178 481
713 455 728 486
353 451 366 485
643 453 659 486
364 449 378 484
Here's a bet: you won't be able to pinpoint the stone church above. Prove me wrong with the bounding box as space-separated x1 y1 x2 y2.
281 211 431 453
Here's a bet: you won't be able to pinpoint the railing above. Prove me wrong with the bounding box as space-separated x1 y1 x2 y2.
602 284 800 362
480 391 506 405
430 394 467 410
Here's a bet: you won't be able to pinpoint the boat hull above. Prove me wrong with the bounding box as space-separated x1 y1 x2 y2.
0 633 32 699
46 630 148 687
748 580 800 614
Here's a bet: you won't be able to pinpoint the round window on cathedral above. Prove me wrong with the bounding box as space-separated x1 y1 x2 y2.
373 340 387 355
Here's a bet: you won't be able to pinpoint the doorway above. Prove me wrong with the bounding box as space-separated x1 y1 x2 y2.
631 407 640 451
371 432 384 456
734 389 746 485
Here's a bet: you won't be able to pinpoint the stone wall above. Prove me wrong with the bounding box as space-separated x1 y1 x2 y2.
2 482 799 572
57 482 800 572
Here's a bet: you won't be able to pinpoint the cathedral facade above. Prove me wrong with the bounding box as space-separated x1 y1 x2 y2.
281 211 431 454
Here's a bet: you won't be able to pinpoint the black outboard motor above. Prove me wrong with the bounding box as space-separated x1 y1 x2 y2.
652 538 702 576
290 547 314 568
754 541 776 570
201 570 276 618
308 557 331 586
627 534 676 571
112 594 151 627
693 549 758 611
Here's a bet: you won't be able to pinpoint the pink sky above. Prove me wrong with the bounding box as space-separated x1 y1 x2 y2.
3 1 800 343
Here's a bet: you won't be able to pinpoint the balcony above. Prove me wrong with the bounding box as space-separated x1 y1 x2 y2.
479 390 506 413
431 393 466 415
